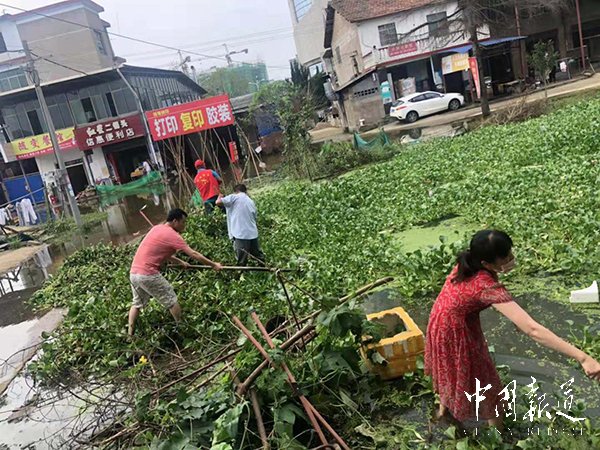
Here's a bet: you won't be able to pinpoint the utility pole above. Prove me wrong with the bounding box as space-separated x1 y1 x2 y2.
116 67 162 171
23 41 82 227
575 0 586 70
514 0 527 78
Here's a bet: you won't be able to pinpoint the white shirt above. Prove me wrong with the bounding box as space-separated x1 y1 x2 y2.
143 161 152 174
220 193 258 240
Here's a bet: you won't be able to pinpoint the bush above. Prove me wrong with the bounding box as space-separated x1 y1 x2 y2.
316 141 400 177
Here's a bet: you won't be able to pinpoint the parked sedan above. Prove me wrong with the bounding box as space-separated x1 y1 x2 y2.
390 91 465 123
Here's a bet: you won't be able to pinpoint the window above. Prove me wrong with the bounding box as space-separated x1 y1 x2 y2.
293 0 312 21
0 69 29 92
81 98 97 122
410 94 427 103
105 92 118 116
353 87 379 98
0 33 7 53
94 30 107 55
424 92 442 99
351 55 359 76
378 23 398 47
27 110 44 135
427 12 449 37
335 46 341 64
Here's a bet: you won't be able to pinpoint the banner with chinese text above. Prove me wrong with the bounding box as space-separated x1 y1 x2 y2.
74 114 145 150
10 128 77 160
145 94 235 142
388 42 418 58
469 57 481 99
442 53 470 75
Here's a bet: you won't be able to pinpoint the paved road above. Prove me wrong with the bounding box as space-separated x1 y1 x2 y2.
311 74 600 144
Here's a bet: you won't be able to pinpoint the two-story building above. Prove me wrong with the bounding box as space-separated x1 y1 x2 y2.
323 0 502 130
0 0 206 209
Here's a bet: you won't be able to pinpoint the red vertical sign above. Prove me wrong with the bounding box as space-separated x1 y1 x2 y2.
469 57 481 99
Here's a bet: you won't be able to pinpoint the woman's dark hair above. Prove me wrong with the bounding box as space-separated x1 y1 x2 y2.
167 208 188 222
453 230 513 283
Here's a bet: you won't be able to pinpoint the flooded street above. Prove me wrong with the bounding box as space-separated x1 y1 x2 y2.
0 187 173 449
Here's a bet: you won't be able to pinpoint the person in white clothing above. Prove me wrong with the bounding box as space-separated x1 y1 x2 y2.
216 184 265 266
142 160 153 174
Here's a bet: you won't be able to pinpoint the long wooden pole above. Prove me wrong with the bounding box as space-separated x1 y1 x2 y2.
232 315 329 447
182 264 293 273
250 312 350 450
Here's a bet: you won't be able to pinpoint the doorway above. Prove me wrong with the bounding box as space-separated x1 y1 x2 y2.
66 163 88 195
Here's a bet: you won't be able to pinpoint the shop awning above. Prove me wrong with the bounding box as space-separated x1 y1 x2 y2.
446 36 527 54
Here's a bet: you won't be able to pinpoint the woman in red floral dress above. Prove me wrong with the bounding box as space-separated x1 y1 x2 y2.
425 230 600 428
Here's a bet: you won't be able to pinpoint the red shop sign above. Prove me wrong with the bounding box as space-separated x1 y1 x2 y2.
145 94 235 142
388 41 418 57
74 114 145 150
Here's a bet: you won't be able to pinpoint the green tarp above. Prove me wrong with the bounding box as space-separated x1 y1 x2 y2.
191 190 203 208
353 130 390 150
96 171 162 196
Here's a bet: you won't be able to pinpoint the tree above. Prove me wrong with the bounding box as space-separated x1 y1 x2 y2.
399 0 569 117
197 63 269 98
251 81 316 178
290 59 310 87
529 40 559 99
290 59 329 110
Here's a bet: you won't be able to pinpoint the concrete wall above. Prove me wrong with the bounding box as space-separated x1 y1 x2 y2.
17 6 115 83
35 147 108 185
358 2 488 69
342 75 384 131
288 0 328 67
330 11 364 88
0 20 24 66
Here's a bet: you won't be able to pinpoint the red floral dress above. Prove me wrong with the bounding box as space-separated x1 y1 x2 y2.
425 266 514 421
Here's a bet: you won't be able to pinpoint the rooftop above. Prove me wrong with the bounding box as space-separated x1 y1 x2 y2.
330 0 442 22
0 0 103 22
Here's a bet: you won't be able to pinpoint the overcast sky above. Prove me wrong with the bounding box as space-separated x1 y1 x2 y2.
7 0 297 80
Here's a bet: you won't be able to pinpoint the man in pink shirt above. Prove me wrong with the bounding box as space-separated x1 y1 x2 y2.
128 208 222 336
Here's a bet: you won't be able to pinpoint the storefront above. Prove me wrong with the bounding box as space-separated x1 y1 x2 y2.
0 126 98 197
73 113 149 184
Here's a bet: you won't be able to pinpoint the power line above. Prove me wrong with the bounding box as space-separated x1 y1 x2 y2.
29 51 89 76
0 2 293 72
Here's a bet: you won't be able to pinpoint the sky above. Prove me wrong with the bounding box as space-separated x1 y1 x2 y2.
5 0 298 80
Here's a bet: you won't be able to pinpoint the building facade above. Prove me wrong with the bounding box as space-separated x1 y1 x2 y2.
0 0 206 211
0 0 120 90
287 0 328 74
324 0 490 130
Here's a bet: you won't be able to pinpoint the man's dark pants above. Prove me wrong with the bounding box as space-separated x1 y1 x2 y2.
233 238 265 266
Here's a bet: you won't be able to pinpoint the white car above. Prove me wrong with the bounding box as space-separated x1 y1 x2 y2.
390 91 465 123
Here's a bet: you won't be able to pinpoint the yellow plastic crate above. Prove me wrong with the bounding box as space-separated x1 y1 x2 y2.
360 307 425 380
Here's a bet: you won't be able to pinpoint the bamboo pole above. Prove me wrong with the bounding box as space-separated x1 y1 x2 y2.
237 324 316 396
232 315 329 447
182 264 293 273
249 312 349 450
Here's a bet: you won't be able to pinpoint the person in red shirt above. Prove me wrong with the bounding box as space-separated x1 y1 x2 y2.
425 230 600 429
128 208 222 336
193 159 222 214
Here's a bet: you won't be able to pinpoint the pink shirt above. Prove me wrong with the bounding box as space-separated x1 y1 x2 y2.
130 224 191 275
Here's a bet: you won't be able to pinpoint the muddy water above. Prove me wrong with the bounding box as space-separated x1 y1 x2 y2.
363 289 600 416
0 189 173 449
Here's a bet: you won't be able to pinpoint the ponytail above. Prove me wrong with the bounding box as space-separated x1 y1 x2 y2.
452 230 513 283
453 249 482 283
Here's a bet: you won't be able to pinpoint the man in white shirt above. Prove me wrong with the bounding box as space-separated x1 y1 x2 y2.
216 184 265 266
